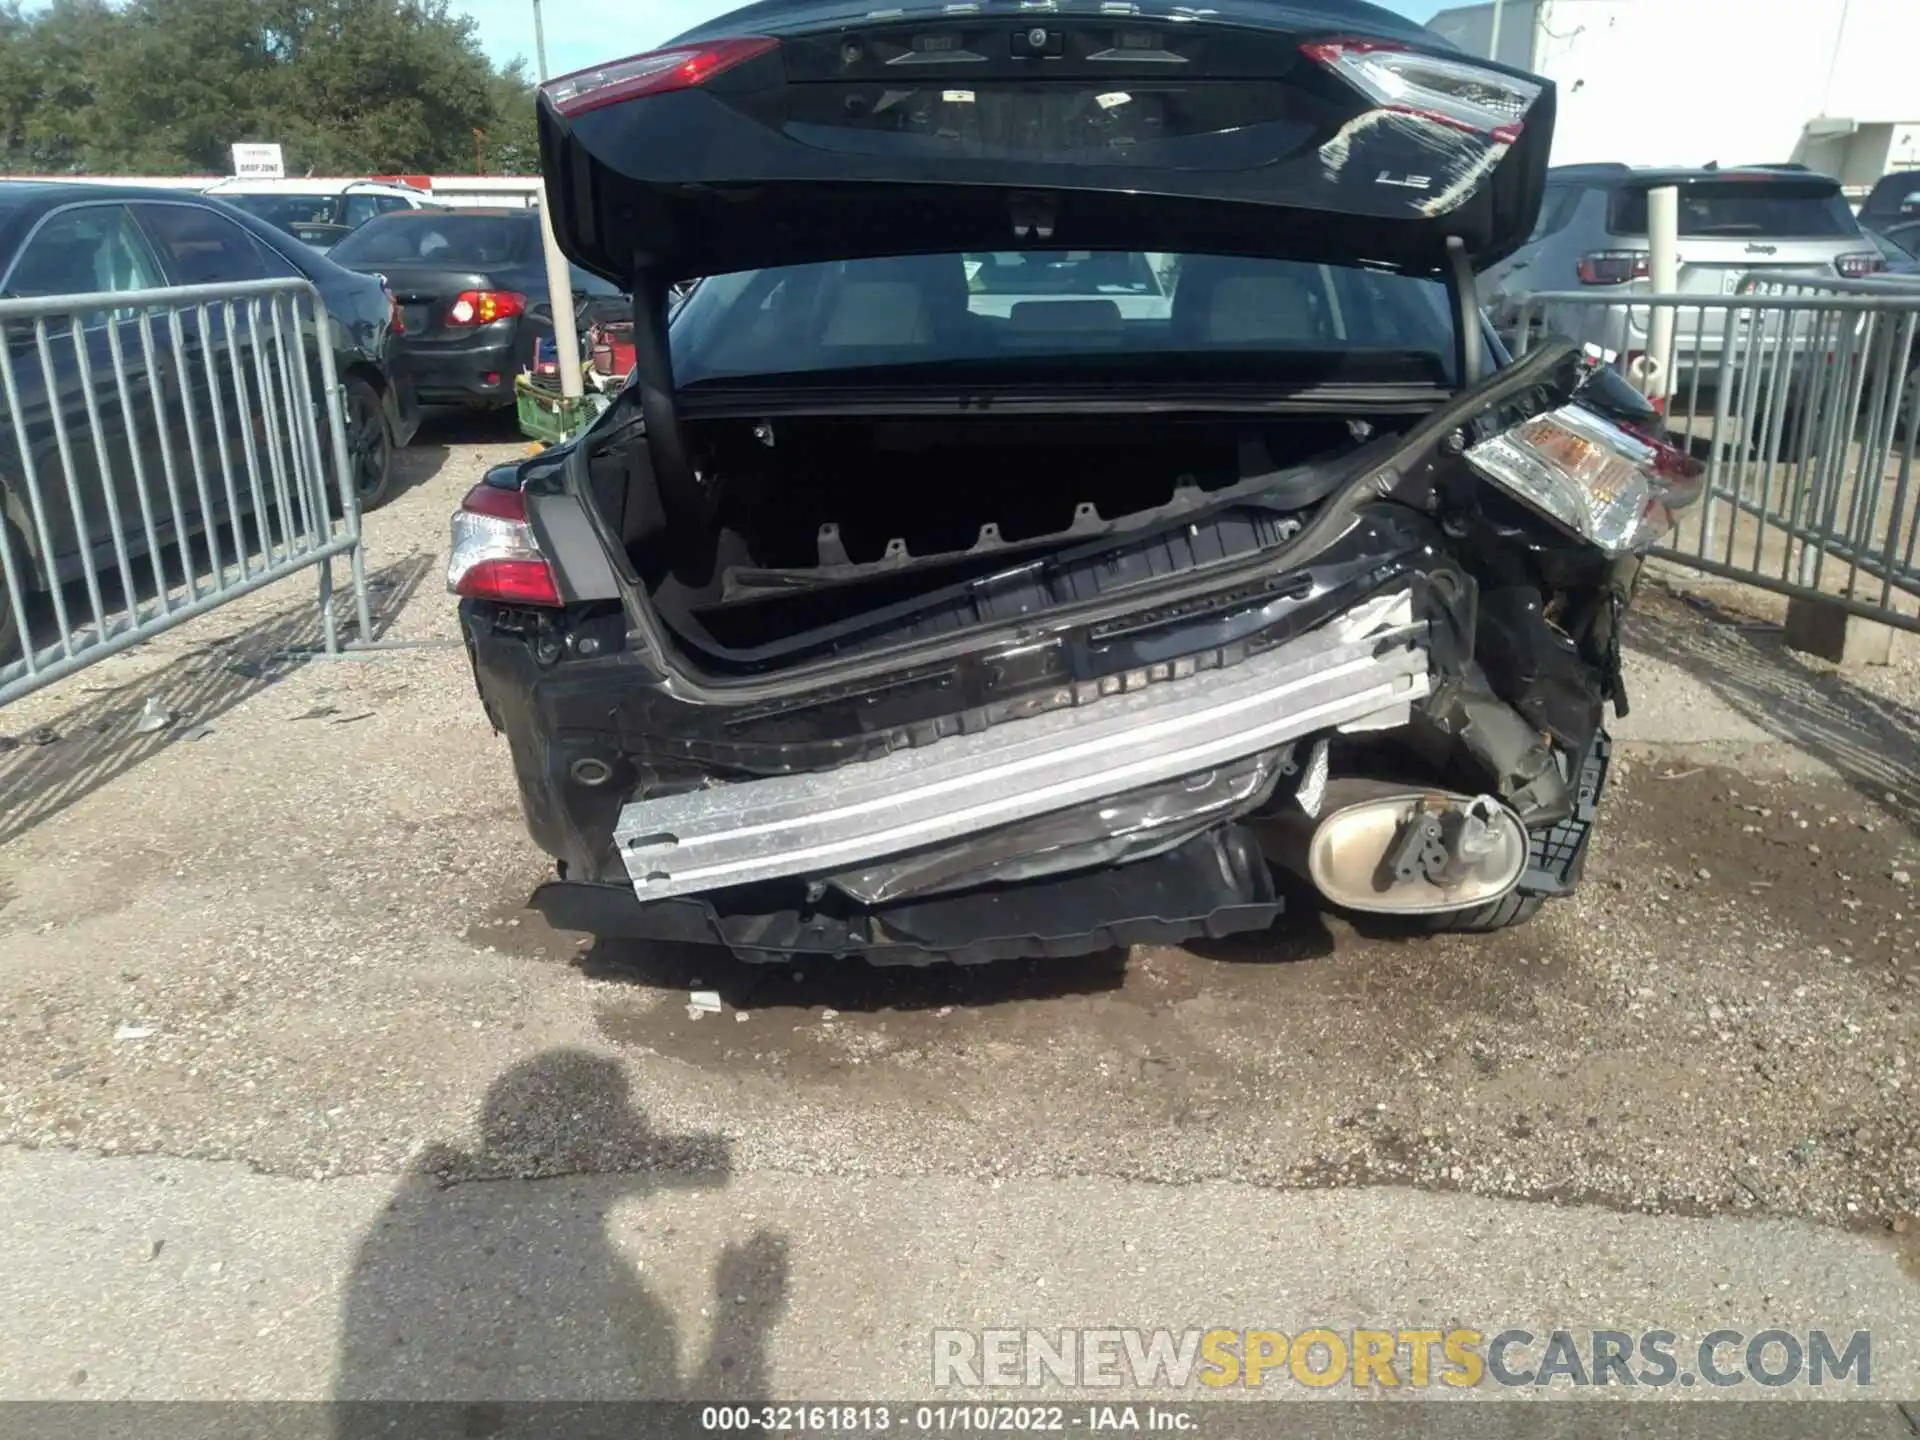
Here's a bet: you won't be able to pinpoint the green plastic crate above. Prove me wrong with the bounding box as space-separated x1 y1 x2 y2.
515 374 597 446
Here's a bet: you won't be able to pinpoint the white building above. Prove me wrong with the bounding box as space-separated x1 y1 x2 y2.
1426 0 1920 188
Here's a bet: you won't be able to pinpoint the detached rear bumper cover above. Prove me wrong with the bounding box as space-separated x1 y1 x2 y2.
612 599 1430 902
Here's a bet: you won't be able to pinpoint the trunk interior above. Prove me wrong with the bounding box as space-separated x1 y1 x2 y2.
600 411 1419 672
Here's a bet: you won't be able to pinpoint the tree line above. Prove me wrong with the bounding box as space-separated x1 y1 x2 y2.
0 0 541 176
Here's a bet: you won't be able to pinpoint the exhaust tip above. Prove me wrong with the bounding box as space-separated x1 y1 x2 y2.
1308 790 1528 915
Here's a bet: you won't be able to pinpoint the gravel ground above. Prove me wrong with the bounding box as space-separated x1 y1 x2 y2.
1 415 1917 1400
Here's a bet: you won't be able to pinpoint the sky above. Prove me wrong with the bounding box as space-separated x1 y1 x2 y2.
466 0 1444 81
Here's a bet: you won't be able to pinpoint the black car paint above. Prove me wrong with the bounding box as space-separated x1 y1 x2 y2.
537 0 1553 288
0 183 418 592
460 0 1617 958
328 211 629 408
460 341 1619 908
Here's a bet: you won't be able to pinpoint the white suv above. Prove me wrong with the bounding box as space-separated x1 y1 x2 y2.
1480 164 1884 393
198 178 437 253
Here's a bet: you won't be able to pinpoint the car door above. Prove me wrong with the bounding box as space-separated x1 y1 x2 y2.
130 201 293 549
0 201 179 594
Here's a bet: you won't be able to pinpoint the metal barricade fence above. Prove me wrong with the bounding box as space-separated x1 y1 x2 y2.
1507 278 1920 633
0 277 371 707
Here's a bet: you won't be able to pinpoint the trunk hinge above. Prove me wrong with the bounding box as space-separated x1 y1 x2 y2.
1443 235 1485 388
629 259 703 539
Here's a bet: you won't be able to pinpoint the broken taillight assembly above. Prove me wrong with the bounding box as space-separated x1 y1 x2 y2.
1298 39 1542 142
1466 404 1704 556
541 37 779 118
448 483 562 606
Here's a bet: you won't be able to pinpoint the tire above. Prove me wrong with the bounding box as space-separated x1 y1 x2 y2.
1420 890 1545 935
1420 727 1613 935
0 518 26 669
342 377 396 513
0 573 19 671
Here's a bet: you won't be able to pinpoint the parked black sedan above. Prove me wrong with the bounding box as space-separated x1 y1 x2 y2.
0 182 419 662
326 208 629 409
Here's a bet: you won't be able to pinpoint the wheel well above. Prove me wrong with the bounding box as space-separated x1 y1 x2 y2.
343 361 386 399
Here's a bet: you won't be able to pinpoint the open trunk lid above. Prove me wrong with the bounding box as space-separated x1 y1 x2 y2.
536 0 1555 284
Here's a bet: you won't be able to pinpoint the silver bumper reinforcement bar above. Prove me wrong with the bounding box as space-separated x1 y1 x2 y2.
614 618 1431 901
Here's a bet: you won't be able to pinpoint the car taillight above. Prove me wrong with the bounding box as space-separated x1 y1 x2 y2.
448 483 562 606
446 291 526 326
1835 251 1885 279
1466 404 1704 557
541 36 779 118
386 292 405 334
1299 39 1542 142
1576 250 1650 285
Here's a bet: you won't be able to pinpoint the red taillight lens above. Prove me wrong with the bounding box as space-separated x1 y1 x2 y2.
448 483 562 607
446 290 527 326
386 291 405 334
1835 251 1885 279
541 37 779 118
1299 39 1540 142
1577 251 1650 285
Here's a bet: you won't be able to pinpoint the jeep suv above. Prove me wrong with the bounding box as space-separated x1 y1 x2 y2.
1480 164 1883 392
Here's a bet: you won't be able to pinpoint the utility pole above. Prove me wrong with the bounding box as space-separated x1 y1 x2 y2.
529 0 584 401
1488 0 1505 62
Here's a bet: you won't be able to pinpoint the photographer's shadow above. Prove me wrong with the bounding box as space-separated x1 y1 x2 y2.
334 1049 786 1433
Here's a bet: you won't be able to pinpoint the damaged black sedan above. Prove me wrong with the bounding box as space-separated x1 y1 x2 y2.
450 0 1701 964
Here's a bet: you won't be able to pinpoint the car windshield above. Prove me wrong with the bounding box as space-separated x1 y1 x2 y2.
226 194 337 228
328 215 532 266
670 251 1457 386
1865 172 1920 215
1610 181 1858 238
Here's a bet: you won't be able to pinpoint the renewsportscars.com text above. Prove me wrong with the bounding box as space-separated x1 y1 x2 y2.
931 1328 1872 1390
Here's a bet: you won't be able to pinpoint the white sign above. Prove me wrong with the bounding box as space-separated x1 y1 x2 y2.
230 143 285 179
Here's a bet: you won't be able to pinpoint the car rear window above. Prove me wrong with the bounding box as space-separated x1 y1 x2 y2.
228 195 338 228
1863 171 1920 218
966 252 1162 296
1608 181 1858 238
328 215 533 266
669 250 1457 385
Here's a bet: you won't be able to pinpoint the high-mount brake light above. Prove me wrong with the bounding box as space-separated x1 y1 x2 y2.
448 483 562 607
541 37 778 118
1299 39 1541 142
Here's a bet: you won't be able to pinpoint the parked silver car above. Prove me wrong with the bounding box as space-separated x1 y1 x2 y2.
1480 164 1885 393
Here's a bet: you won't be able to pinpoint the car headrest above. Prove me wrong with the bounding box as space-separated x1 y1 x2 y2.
818 254 969 349
1172 256 1334 348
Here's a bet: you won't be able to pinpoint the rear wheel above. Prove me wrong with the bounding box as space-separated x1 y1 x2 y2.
342 377 395 513
0 518 26 669
1421 890 1544 934
1420 727 1612 935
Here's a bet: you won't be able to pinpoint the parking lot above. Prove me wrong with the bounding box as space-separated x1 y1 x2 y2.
1 414 1918 1404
